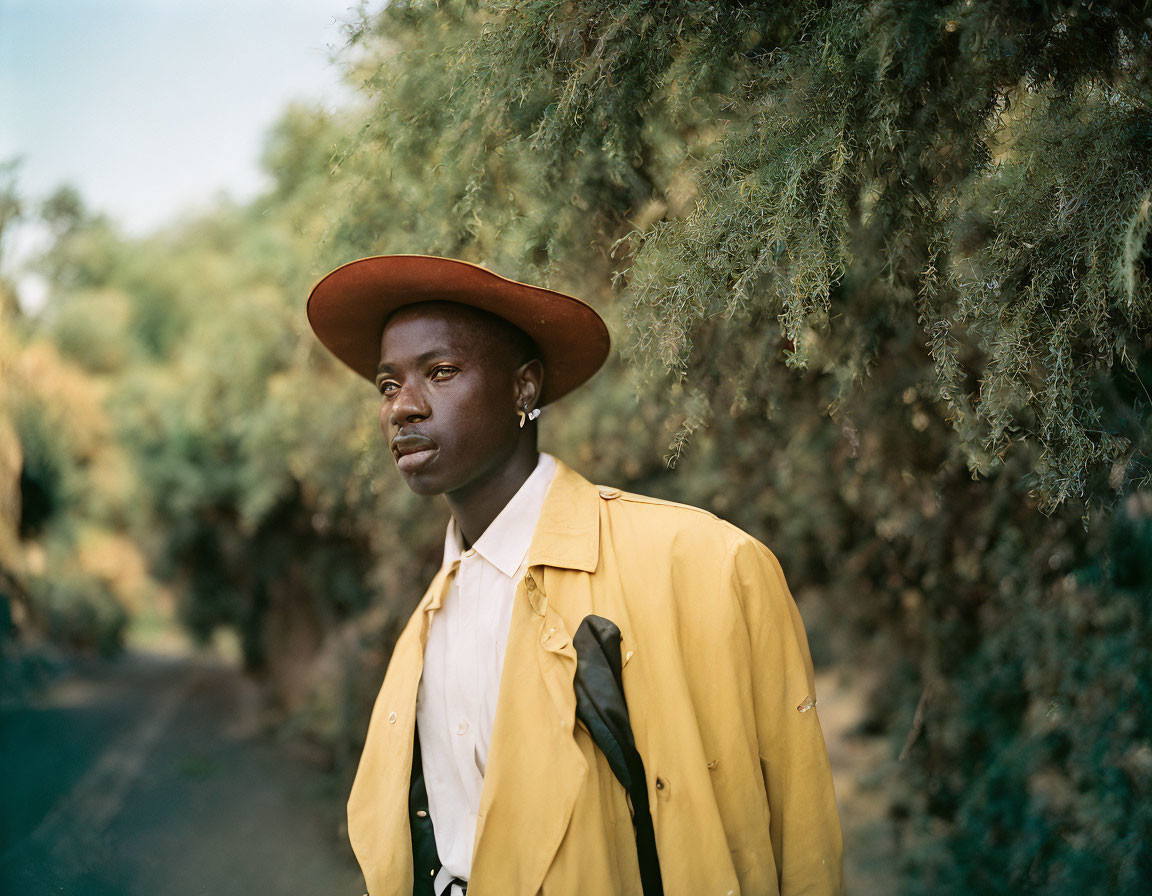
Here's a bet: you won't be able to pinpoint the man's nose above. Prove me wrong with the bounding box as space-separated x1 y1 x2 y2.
387 382 430 427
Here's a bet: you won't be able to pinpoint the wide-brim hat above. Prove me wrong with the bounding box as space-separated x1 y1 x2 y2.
307 255 610 406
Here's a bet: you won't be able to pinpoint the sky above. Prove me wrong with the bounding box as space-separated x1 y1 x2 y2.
0 0 359 236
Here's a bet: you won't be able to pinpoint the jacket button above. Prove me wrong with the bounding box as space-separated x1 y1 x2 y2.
655 777 666 790
416 810 427 818
597 486 621 500
524 574 537 591
388 712 397 724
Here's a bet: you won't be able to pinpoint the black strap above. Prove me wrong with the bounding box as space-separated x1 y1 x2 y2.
409 730 442 896
573 615 664 896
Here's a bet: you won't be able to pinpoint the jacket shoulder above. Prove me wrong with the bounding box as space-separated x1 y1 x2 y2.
595 484 755 555
596 484 718 518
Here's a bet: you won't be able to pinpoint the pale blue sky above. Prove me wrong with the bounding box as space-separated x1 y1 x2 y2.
1 0 359 234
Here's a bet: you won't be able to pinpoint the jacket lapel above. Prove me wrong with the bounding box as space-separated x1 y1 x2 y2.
348 566 453 896
468 461 602 894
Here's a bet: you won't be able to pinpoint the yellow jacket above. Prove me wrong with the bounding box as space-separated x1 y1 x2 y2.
349 459 843 895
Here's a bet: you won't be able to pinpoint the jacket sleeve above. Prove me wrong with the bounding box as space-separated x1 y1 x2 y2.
725 535 844 896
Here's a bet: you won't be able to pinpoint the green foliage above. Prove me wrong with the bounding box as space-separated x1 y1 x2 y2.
11 397 69 539
902 503 1152 894
2 327 135 658
360 0 1152 509
0 159 22 257
26 570 126 657
6 345 110 534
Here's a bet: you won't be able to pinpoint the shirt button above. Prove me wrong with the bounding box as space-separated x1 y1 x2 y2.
388 712 397 724
416 810 428 818
463 548 477 558
457 719 470 735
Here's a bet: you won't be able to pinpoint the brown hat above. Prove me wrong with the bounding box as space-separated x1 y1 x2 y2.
307 255 610 405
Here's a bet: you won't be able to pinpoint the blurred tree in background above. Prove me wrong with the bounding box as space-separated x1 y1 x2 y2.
3 1 1150 892
1 181 135 666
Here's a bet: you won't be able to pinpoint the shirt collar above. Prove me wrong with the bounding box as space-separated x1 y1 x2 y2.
442 452 559 578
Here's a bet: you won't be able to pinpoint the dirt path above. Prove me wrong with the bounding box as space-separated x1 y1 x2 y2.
1 652 365 896
819 671 904 896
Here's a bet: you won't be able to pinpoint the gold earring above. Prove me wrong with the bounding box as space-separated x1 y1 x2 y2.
517 409 527 429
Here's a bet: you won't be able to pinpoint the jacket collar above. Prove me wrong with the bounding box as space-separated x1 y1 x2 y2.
523 457 601 574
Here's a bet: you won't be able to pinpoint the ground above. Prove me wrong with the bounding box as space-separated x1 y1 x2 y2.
819 671 904 895
0 651 366 896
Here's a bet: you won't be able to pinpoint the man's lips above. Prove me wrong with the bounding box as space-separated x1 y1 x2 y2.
391 433 438 471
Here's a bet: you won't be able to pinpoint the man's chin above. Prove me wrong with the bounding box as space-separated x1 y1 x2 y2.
394 464 449 497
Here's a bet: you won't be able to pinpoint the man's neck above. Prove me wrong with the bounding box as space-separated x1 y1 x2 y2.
446 444 540 548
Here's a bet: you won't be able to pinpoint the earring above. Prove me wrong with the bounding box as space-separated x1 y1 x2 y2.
528 408 541 421
517 409 527 429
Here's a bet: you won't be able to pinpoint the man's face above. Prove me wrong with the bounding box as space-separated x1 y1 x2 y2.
376 302 534 497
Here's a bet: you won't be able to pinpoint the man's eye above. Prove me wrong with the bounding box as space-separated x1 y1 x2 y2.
431 366 458 380
377 380 399 397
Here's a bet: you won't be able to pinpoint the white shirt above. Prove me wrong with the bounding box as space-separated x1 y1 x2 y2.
417 452 558 894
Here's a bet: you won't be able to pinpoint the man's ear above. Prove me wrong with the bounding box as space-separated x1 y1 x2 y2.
515 358 544 411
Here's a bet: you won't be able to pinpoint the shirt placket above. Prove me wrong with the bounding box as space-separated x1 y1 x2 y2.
449 551 484 820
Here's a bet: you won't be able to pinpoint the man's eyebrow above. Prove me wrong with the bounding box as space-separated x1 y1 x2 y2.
376 348 455 376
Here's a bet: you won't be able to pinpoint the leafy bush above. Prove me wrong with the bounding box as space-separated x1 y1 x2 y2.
26 571 126 657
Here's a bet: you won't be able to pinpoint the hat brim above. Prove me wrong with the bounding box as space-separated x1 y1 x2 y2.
306 255 611 406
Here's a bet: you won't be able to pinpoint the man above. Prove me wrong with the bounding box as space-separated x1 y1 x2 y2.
307 255 843 896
